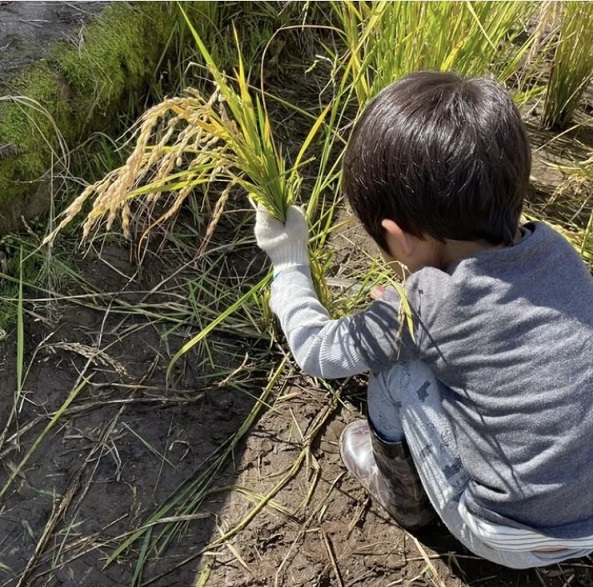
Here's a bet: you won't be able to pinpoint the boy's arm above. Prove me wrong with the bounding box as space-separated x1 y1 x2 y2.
255 205 416 379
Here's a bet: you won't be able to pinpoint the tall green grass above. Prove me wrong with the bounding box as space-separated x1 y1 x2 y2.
330 1 541 108
541 1 593 129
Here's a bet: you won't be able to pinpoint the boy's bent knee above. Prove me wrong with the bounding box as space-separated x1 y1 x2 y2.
371 360 438 399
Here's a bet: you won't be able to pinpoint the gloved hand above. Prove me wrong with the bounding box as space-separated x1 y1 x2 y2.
254 204 310 272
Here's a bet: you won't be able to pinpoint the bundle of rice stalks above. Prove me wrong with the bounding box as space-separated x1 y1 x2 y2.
40 13 337 387
44 20 327 251
43 85 291 253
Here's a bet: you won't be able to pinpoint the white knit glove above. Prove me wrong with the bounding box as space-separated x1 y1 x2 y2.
254 204 310 272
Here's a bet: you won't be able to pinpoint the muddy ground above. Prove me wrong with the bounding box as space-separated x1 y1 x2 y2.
0 2 107 82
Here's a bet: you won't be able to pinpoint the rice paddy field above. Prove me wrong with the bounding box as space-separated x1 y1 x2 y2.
1 2 593 586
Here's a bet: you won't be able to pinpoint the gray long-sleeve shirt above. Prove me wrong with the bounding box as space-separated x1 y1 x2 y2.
270 222 593 538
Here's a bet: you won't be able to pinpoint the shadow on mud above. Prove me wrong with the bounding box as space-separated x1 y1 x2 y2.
0 239 267 587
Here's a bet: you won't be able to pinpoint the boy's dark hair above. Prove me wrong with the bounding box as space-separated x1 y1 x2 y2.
342 71 531 251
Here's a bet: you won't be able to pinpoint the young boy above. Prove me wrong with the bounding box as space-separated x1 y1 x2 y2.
254 71 593 569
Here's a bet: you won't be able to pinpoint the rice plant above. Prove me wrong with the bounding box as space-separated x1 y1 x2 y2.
330 1 541 108
541 1 593 129
41 14 341 389
43 20 330 250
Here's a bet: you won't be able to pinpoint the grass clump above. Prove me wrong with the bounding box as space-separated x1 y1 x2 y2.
0 76 70 228
331 1 541 108
541 1 593 129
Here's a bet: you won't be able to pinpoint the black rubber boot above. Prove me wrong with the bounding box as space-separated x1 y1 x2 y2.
340 419 435 531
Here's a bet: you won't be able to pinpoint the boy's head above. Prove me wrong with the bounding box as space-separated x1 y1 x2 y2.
342 71 531 259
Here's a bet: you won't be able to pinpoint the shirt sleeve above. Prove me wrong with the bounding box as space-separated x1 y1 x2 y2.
269 266 419 379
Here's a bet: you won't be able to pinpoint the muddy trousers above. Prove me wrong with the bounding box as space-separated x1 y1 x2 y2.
367 360 589 569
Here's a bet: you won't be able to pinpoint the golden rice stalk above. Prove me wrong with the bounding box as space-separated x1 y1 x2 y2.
43 14 328 248
43 89 247 245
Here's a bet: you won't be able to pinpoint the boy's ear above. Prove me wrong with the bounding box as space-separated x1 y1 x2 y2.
381 219 415 256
